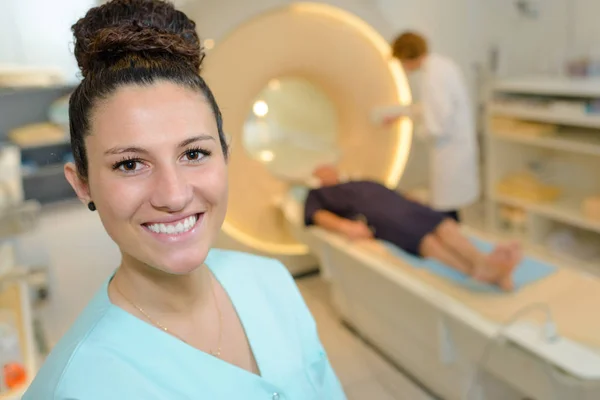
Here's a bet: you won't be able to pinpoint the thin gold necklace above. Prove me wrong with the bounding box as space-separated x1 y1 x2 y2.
114 273 223 358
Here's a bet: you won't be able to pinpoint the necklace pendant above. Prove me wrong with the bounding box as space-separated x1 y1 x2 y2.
211 349 221 357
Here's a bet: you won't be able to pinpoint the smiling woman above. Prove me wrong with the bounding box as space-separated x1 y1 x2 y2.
22 1 346 399
70 82 228 276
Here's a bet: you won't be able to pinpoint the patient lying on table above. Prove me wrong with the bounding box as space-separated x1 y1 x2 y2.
304 165 521 291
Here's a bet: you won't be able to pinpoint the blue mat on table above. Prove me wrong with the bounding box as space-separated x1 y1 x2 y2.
381 236 557 293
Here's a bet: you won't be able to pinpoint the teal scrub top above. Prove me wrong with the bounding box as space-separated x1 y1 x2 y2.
24 249 346 399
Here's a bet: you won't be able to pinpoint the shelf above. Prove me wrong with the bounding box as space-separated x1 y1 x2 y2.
16 138 69 150
465 225 600 277
21 164 65 179
513 235 598 276
0 201 41 239
493 77 600 98
490 104 600 129
534 244 600 277
486 76 600 277
0 268 48 292
491 129 600 156
0 84 73 96
0 281 37 400
492 193 600 235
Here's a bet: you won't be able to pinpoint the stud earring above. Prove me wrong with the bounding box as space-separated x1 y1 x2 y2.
87 202 96 212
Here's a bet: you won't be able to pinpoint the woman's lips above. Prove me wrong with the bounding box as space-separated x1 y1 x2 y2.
142 212 205 241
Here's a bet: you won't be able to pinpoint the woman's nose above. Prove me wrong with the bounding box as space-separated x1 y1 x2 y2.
149 166 193 211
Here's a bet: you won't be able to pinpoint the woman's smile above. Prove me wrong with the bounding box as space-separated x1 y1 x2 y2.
141 212 205 243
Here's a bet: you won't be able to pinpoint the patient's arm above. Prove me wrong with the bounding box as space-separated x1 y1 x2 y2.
313 210 373 240
313 210 350 231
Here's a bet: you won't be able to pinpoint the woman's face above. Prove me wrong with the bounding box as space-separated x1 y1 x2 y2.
66 81 228 275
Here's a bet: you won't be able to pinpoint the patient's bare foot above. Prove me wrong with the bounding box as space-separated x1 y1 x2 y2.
473 242 521 291
473 246 508 281
508 241 523 261
499 242 523 291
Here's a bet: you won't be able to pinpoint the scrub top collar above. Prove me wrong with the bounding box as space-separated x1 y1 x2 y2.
99 250 286 394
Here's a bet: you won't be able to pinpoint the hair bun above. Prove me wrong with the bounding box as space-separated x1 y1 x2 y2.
72 0 203 78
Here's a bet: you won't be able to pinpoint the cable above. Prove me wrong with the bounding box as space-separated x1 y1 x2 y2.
464 302 557 400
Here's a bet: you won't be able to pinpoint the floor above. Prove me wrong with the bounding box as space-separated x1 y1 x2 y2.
296 273 436 400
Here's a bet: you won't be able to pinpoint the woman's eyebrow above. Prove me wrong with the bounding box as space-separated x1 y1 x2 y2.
104 146 149 156
178 134 215 148
104 135 215 156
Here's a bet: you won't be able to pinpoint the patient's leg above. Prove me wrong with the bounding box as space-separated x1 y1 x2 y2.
482 245 520 291
433 219 520 289
419 234 473 275
433 219 486 268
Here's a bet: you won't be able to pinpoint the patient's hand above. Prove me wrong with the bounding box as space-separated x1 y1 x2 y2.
342 220 374 241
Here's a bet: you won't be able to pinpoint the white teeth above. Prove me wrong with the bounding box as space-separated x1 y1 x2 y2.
146 215 198 235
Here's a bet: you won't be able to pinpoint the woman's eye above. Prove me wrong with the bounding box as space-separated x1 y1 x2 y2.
118 160 143 172
183 149 208 162
187 150 201 160
123 161 136 170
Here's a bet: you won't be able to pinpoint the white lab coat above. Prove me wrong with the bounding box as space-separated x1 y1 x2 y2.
415 53 480 211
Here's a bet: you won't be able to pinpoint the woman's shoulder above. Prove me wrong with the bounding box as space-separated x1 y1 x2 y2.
23 287 120 398
206 248 303 305
24 290 175 399
24 339 141 399
206 248 294 283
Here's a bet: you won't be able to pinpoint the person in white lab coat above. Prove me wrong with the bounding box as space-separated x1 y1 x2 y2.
388 31 480 221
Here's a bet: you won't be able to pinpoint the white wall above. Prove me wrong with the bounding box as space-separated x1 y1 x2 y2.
376 0 600 80
376 0 484 82
184 0 395 43
571 0 600 62
0 2 19 65
0 0 483 91
3 1 600 88
480 0 600 78
0 0 96 83
481 0 568 77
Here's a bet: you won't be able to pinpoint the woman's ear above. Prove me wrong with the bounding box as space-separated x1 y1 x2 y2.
64 162 91 205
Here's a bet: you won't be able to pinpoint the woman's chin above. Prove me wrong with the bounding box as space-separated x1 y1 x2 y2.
159 263 200 275
150 250 209 275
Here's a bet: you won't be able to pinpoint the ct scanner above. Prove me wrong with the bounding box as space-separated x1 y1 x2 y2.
197 2 600 399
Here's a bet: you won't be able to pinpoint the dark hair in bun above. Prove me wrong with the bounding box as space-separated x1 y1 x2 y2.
69 0 227 179
72 0 203 78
